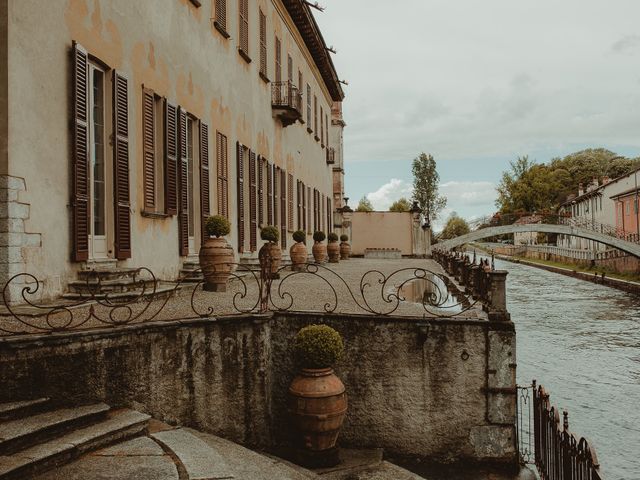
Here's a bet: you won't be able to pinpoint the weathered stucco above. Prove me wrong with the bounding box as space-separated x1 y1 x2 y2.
4 0 340 297
351 212 414 256
0 312 517 466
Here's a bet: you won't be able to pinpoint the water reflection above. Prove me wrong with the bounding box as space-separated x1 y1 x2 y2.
493 257 640 480
399 274 465 315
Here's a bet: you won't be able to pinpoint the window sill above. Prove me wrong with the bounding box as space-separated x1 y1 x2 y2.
141 210 170 219
259 72 270 84
214 21 230 38
238 48 252 64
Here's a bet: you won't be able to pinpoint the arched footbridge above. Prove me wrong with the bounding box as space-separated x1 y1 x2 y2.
437 223 640 258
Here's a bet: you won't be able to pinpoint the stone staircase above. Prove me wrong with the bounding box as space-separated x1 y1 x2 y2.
0 398 425 479
63 266 177 301
0 398 150 479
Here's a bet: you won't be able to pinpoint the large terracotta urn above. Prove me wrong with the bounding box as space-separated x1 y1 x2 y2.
339 241 351 260
312 242 327 263
288 368 347 467
327 241 340 263
290 242 308 271
199 237 236 291
259 241 282 278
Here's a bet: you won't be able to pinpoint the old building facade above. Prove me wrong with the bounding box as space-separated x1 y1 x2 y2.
0 0 345 300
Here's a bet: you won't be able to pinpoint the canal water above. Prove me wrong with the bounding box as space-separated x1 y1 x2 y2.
497 258 640 480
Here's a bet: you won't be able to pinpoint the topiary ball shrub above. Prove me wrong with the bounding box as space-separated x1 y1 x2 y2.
313 231 326 242
205 215 231 238
294 324 344 369
261 225 280 243
340 234 348 242
327 232 339 242
293 230 306 243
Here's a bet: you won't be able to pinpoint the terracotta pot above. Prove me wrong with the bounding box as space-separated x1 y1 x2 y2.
290 242 308 271
259 242 282 278
327 241 340 263
199 237 236 292
312 242 327 263
288 368 347 467
339 242 351 260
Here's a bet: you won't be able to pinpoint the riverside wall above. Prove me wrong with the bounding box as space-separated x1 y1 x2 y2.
0 312 517 466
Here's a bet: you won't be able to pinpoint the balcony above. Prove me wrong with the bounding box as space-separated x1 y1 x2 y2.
326 147 335 165
271 81 302 127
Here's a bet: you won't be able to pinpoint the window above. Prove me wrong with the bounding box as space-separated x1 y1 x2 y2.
325 113 329 145
320 106 324 147
313 95 318 139
287 54 293 83
214 0 229 37
259 9 268 80
275 36 282 83
142 88 167 214
626 200 630 215
288 173 294 231
298 70 303 91
238 0 250 62
216 132 229 218
306 85 312 128
90 66 106 238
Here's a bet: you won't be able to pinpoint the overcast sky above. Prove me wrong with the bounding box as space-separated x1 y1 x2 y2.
315 1 640 228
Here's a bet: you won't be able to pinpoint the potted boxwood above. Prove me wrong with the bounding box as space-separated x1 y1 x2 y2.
288 324 347 467
339 234 351 260
199 215 236 291
327 232 340 263
312 231 327 263
290 230 307 271
258 225 282 278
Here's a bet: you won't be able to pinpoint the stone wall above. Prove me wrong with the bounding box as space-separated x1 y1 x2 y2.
0 312 517 466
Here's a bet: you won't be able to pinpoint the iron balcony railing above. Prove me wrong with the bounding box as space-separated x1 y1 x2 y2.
271 81 302 125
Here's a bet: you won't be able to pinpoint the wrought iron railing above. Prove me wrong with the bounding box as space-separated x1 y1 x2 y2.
516 380 604 479
0 261 481 336
271 81 302 113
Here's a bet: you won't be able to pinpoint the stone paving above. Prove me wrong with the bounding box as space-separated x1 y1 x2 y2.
0 258 485 336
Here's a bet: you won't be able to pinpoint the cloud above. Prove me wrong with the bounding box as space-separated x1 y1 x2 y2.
439 181 497 206
365 179 413 210
611 35 640 55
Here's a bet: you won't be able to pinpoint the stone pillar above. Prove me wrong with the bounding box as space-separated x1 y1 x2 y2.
487 270 510 321
410 202 423 257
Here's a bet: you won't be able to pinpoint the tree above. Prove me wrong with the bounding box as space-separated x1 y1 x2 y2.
440 212 470 240
355 196 373 212
412 153 447 222
389 197 412 212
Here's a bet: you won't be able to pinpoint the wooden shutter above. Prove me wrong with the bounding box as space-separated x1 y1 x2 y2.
306 186 311 233
215 0 227 31
249 150 257 251
259 10 267 77
273 165 279 229
257 156 264 227
178 108 189 256
142 87 155 211
72 41 89 262
288 173 294 230
321 193 325 232
327 197 332 234
236 142 245 253
165 101 178 215
113 71 131 260
239 0 248 55
216 132 228 218
314 96 318 134
320 107 324 145
301 182 307 233
306 85 311 125
275 37 281 84
297 180 302 229
200 122 210 243
280 169 287 248
266 160 273 225
287 54 293 83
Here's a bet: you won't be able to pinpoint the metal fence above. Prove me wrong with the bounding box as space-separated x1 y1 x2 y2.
517 381 603 480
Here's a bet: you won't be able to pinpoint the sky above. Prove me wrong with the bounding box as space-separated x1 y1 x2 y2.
314 0 640 229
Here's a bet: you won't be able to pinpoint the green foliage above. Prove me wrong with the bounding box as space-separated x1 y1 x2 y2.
355 196 374 212
412 153 447 221
440 212 471 240
496 149 640 213
340 234 349 242
389 197 412 212
313 231 326 242
204 215 231 238
293 230 306 243
328 232 339 242
294 324 344 369
260 225 279 243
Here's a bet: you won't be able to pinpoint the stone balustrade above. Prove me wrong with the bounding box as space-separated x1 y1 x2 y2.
432 249 510 321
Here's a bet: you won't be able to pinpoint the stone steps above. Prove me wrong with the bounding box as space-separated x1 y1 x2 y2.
0 402 150 480
62 283 178 301
0 398 50 422
67 277 157 294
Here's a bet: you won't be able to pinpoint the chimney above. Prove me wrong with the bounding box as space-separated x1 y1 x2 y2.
578 183 584 196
